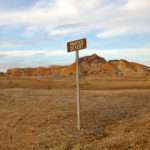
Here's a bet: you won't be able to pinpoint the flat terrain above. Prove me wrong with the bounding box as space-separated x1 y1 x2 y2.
0 76 150 90
0 77 150 149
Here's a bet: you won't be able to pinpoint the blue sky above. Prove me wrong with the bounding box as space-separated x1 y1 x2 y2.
0 0 150 71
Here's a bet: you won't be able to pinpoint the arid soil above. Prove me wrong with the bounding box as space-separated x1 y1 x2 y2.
0 77 150 150
0 76 150 90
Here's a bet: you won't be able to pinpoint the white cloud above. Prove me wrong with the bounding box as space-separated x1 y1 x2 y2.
0 0 149 38
0 48 150 61
0 50 67 57
0 41 24 49
124 0 150 10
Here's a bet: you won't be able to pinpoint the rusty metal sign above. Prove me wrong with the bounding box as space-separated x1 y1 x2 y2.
67 38 87 52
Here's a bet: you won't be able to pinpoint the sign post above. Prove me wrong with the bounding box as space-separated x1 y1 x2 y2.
67 38 87 130
76 49 80 130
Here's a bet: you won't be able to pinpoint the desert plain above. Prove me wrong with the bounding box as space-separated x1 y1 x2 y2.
0 75 150 150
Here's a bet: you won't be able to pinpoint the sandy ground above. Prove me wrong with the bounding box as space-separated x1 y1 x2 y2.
0 86 150 149
0 76 150 90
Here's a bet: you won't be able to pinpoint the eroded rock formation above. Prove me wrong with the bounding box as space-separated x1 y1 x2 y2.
6 54 150 77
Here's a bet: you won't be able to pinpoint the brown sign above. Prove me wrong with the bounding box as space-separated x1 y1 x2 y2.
67 38 87 52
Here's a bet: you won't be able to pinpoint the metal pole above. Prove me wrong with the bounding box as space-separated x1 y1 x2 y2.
76 50 81 130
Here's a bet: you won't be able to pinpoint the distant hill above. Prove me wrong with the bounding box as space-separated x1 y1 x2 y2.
6 54 150 77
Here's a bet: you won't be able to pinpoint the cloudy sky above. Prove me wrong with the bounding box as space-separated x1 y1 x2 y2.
0 0 150 71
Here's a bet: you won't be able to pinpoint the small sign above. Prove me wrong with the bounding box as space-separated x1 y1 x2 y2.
67 38 87 52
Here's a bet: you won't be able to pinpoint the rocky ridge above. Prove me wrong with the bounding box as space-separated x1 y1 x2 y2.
6 54 150 77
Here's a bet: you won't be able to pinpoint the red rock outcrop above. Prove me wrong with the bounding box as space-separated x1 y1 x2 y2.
6 54 150 77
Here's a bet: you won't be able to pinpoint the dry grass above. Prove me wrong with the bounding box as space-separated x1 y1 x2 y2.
0 76 150 90
0 77 150 149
